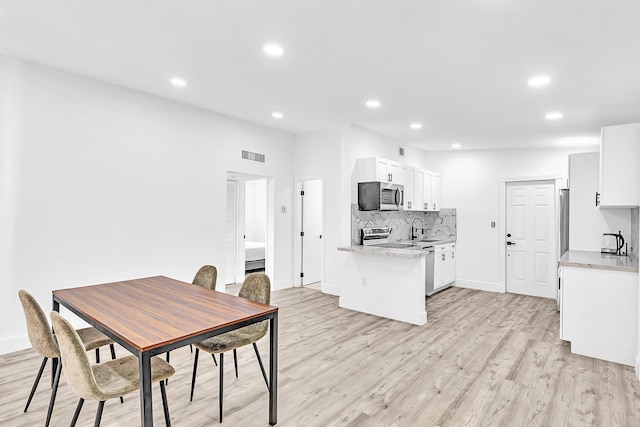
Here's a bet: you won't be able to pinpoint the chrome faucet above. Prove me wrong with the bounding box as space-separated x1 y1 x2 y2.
411 218 424 240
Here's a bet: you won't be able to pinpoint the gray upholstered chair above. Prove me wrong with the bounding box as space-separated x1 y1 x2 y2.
18 289 118 427
189 272 271 423
192 265 217 290
50 311 175 427
166 265 218 364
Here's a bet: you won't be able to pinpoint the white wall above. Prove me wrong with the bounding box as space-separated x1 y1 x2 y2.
0 57 295 353
293 131 342 294
427 146 596 292
569 152 631 252
245 179 267 242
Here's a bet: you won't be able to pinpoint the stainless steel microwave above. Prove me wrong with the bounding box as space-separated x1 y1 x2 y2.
358 181 404 211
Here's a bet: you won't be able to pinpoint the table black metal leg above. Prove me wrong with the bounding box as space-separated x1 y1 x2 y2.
269 313 278 425
139 352 153 426
52 299 60 387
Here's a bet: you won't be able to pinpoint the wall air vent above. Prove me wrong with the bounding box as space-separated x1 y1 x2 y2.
398 147 405 157
241 150 266 163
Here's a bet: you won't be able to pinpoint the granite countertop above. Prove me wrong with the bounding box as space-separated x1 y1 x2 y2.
559 250 639 273
337 238 455 258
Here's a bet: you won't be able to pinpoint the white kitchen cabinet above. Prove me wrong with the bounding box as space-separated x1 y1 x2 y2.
404 167 425 211
433 243 456 291
423 171 441 211
356 157 406 185
598 122 640 207
405 168 415 210
559 265 638 366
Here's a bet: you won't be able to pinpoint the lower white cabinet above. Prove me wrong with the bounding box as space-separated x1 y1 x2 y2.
433 243 456 291
559 265 638 366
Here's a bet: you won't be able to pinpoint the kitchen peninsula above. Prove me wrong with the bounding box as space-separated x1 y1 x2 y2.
337 207 457 326
337 243 433 325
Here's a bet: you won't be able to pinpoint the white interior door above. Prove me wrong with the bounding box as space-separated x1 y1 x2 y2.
506 181 556 298
301 179 323 285
224 180 237 285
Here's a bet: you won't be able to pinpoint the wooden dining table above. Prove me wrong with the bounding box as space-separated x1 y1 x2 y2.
52 275 279 426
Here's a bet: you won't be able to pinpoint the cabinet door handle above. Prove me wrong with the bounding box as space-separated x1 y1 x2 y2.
442 254 446 261
595 191 600 206
451 252 455 259
433 203 436 210
407 201 411 209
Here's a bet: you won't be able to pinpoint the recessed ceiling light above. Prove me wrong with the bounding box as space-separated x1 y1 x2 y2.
263 44 284 57
545 111 563 120
365 100 381 109
410 123 422 129
170 77 187 88
451 143 462 149
272 111 284 119
528 75 551 88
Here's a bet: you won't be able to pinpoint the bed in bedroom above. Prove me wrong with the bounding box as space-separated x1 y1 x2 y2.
245 240 265 272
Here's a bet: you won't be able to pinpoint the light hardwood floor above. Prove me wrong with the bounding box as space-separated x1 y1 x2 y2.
2 286 640 426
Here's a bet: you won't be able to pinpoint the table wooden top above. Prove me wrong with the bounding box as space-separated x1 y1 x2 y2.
53 276 278 352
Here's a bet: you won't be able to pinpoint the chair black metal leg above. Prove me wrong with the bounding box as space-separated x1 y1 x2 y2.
166 351 170 363
160 380 171 427
70 398 84 427
212 353 218 366
219 352 224 423
233 349 238 378
107 344 124 403
190 344 193 353
190 348 199 401
24 357 48 412
253 343 269 390
95 348 100 363
44 356 62 427
94 400 105 427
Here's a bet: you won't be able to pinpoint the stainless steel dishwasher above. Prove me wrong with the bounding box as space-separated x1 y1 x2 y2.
424 249 435 296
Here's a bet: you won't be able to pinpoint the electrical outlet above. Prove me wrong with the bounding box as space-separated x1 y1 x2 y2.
361 277 368 286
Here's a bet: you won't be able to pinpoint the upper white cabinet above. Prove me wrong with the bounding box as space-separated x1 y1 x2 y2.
357 157 441 211
598 122 640 207
425 172 441 211
356 157 406 185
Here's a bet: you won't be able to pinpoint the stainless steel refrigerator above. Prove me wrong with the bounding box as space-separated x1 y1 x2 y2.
559 189 569 257
558 188 569 311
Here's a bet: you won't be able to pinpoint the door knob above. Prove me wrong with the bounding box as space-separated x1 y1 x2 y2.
507 233 511 237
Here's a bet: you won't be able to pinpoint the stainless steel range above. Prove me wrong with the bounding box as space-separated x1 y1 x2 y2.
361 226 392 246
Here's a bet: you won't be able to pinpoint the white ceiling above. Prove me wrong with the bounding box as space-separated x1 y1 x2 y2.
0 0 639 151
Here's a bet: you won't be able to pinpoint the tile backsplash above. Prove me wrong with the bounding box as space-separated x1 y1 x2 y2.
351 205 457 245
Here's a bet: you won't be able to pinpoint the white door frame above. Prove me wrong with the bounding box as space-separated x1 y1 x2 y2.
227 172 274 286
498 175 563 295
294 176 325 288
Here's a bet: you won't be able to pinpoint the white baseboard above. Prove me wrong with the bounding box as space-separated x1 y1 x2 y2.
321 282 340 296
0 335 30 355
636 354 640 382
454 279 504 293
273 279 293 291
339 296 426 326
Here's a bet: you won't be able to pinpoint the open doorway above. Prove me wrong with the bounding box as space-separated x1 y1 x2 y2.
297 179 324 288
225 172 272 287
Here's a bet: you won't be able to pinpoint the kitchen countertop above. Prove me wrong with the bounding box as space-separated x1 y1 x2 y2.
338 238 455 258
558 250 639 273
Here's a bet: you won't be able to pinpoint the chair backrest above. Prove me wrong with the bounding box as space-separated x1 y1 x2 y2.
49 311 103 401
238 273 271 338
18 290 60 359
239 273 271 305
192 265 217 290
